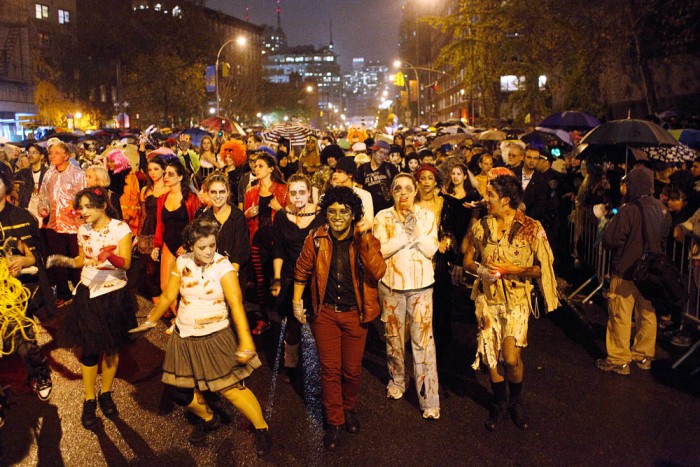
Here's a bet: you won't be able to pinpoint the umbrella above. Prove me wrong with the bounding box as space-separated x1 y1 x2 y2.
178 127 213 148
438 125 472 135
261 123 317 147
199 116 245 136
47 132 81 142
580 119 678 147
429 132 476 149
521 127 573 148
669 129 700 150
575 144 647 164
539 111 600 132
478 129 506 141
641 144 696 164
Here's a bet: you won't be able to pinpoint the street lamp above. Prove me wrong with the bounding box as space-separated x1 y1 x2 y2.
394 60 420 125
215 36 247 116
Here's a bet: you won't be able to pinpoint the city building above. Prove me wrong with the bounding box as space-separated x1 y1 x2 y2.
343 58 391 127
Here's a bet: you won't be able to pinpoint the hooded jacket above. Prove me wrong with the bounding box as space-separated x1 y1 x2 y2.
602 166 671 279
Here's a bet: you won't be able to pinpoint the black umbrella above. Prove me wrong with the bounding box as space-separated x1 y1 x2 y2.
539 111 600 132
580 119 677 147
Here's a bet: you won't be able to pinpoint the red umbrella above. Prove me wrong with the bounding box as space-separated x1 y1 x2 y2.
199 116 245 135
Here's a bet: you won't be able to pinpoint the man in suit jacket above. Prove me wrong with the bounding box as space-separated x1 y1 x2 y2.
513 146 549 224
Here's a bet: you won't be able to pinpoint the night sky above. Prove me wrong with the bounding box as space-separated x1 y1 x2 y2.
207 0 403 71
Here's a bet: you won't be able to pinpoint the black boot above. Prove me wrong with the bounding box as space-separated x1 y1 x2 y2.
323 424 343 450
508 381 529 430
344 409 360 434
81 400 98 428
484 381 508 431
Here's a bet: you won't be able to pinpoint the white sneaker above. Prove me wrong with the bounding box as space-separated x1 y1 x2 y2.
386 387 404 400
422 408 440 420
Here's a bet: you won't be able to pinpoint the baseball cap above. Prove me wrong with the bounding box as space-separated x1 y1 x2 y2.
369 140 391 152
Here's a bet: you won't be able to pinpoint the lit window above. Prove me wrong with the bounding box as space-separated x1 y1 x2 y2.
35 4 48 19
172 6 182 17
58 9 70 24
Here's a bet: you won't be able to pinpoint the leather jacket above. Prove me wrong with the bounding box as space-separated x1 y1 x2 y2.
294 224 386 323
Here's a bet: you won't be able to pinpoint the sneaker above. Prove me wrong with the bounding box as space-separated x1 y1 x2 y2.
422 408 440 420
386 386 404 400
671 332 693 348
595 358 630 375
658 315 673 330
485 402 508 431
98 391 118 418
81 399 98 428
189 413 221 445
633 357 652 370
252 320 271 335
31 373 53 401
254 428 272 457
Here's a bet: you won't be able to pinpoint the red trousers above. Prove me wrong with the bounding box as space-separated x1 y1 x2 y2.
311 304 368 426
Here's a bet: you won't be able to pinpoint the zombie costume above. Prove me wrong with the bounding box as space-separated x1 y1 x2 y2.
373 204 440 413
468 210 559 370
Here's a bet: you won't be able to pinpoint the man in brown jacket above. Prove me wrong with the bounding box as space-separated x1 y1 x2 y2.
293 186 386 451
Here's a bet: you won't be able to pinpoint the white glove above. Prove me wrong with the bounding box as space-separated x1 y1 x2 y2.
46 255 75 269
292 300 307 324
477 264 501 283
151 248 160 262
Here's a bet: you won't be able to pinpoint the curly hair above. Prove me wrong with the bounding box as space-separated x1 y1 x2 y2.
219 139 247 168
319 186 364 223
182 218 220 250
489 174 522 209
73 186 118 218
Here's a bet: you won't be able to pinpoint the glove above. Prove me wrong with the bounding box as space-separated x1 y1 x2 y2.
450 265 465 287
128 319 157 334
292 300 307 324
403 211 417 237
151 248 160 262
46 255 75 269
477 264 501 283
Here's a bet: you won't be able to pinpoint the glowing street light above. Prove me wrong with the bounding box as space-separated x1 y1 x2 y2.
215 36 247 115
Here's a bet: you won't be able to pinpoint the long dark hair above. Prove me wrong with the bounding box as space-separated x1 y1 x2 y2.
166 158 192 200
146 156 167 190
256 153 285 185
445 163 472 195
74 186 118 219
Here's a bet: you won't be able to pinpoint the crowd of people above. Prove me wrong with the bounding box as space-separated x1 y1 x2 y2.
0 118 698 454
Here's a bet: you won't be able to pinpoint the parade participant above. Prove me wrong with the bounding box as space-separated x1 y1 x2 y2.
219 139 248 207
0 164 52 400
196 172 250 287
15 143 48 219
47 186 136 427
198 135 219 180
85 165 123 220
299 134 321 176
270 174 323 383
330 156 374 223
151 159 201 321
356 140 399 213
293 186 385 450
175 133 200 178
373 173 441 420
130 219 272 455
38 141 85 307
138 156 169 301
106 149 140 235
416 164 443 225
313 144 344 194
243 153 287 335
463 174 559 431
475 154 494 199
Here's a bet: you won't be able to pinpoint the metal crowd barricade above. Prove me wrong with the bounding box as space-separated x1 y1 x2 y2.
566 206 699 325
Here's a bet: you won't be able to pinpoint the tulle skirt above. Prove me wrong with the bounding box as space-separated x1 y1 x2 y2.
61 284 137 356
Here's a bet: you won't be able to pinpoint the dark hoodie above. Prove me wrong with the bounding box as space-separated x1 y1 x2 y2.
602 166 671 279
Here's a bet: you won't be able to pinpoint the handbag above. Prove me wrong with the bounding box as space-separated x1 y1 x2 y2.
631 201 687 308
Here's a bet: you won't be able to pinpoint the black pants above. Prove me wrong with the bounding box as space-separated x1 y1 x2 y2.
44 229 79 300
4 326 49 380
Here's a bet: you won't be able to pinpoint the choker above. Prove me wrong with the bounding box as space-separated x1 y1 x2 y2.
286 209 316 217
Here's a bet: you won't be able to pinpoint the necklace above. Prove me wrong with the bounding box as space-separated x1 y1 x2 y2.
286 209 316 217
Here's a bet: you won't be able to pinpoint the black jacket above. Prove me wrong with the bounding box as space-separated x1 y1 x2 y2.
15 165 48 209
514 167 550 223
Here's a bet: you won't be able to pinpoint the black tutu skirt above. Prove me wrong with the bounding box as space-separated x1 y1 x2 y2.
162 327 262 393
61 284 137 357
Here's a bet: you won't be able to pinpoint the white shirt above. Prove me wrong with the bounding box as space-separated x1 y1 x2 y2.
373 205 438 290
78 219 131 298
175 252 234 337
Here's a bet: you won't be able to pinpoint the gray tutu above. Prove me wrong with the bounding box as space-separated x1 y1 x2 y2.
162 327 262 392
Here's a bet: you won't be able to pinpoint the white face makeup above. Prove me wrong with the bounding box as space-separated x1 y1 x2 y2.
288 181 310 210
192 234 217 266
208 181 229 209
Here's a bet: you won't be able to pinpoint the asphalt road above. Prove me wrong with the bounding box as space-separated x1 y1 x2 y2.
1 291 699 466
